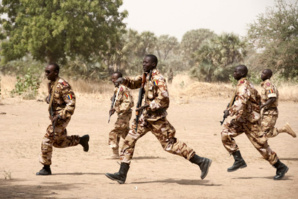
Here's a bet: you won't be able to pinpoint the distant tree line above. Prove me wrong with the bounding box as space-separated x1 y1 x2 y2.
0 0 297 82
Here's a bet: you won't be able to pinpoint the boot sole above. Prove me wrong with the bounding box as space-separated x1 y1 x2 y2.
105 173 125 184
201 159 212 180
274 167 289 180
36 172 52 176
285 123 296 138
227 163 247 172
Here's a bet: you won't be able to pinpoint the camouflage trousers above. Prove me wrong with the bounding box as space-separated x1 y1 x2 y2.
221 119 278 165
120 115 195 164
39 118 80 165
108 112 132 149
261 113 279 138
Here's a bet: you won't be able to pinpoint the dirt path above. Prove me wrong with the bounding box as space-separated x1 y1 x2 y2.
0 96 297 199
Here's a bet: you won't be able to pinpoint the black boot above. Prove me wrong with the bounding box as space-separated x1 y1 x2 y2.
79 135 89 152
273 160 288 180
190 154 212 180
105 163 130 184
36 165 52 175
228 151 247 172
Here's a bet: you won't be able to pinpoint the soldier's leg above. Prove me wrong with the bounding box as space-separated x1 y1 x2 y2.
52 119 81 149
245 122 288 180
261 114 278 138
221 119 247 172
221 119 244 153
105 115 149 184
150 118 211 179
37 124 55 175
108 113 131 158
39 124 55 166
120 115 149 164
245 122 278 165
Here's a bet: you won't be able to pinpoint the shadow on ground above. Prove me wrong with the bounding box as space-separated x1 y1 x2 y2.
280 158 298 161
53 172 105 176
232 175 292 180
0 179 84 199
131 178 221 186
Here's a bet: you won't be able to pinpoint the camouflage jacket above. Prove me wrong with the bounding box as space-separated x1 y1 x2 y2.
228 77 261 123
122 69 169 121
260 79 278 115
49 77 75 120
112 85 134 115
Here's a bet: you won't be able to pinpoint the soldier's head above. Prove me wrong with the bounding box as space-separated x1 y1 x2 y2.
261 69 272 81
233 65 248 80
143 54 158 73
111 72 122 87
45 63 60 81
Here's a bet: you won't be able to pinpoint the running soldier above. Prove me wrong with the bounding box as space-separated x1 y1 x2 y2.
108 72 134 158
105 54 212 184
260 69 296 138
221 65 289 180
36 63 90 175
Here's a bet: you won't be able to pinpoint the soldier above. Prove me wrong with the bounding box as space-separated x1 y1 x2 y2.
105 54 212 184
36 63 90 175
260 69 296 138
108 72 134 158
221 65 289 180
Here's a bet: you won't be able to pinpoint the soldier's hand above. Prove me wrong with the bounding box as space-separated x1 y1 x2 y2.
136 104 149 111
109 109 115 116
115 77 124 85
167 137 177 145
45 95 50 104
51 115 61 123
223 109 229 118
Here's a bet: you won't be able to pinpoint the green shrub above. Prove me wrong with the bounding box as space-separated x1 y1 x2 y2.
11 69 41 99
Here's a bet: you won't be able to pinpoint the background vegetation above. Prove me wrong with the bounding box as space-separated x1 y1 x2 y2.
0 0 297 98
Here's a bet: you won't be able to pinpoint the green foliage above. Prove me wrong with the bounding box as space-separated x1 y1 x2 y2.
0 0 127 64
62 58 109 81
180 29 216 68
191 33 247 82
247 0 298 79
11 69 41 99
0 56 44 76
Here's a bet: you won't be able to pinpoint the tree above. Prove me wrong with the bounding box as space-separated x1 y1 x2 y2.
156 35 179 62
0 0 127 63
180 29 216 68
247 0 298 79
192 33 247 82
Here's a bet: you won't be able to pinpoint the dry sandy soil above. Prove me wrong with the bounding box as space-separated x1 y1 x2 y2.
0 80 298 199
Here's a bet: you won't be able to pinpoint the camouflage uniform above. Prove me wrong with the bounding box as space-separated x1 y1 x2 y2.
39 77 80 166
120 69 195 164
260 79 279 138
108 85 134 151
221 78 278 165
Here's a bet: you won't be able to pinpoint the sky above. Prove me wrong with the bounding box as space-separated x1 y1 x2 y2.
119 0 291 41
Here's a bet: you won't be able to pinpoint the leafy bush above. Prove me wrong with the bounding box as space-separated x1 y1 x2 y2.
11 69 41 99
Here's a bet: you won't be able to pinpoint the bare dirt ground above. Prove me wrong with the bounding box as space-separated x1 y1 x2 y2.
0 79 298 199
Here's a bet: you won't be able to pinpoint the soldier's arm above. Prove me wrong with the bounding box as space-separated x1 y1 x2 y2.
122 76 142 89
261 97 276 109
59 84 76 120
148 76 169 111
261 84 277 109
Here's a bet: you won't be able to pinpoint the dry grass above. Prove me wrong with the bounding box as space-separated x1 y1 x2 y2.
1 74 298 102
